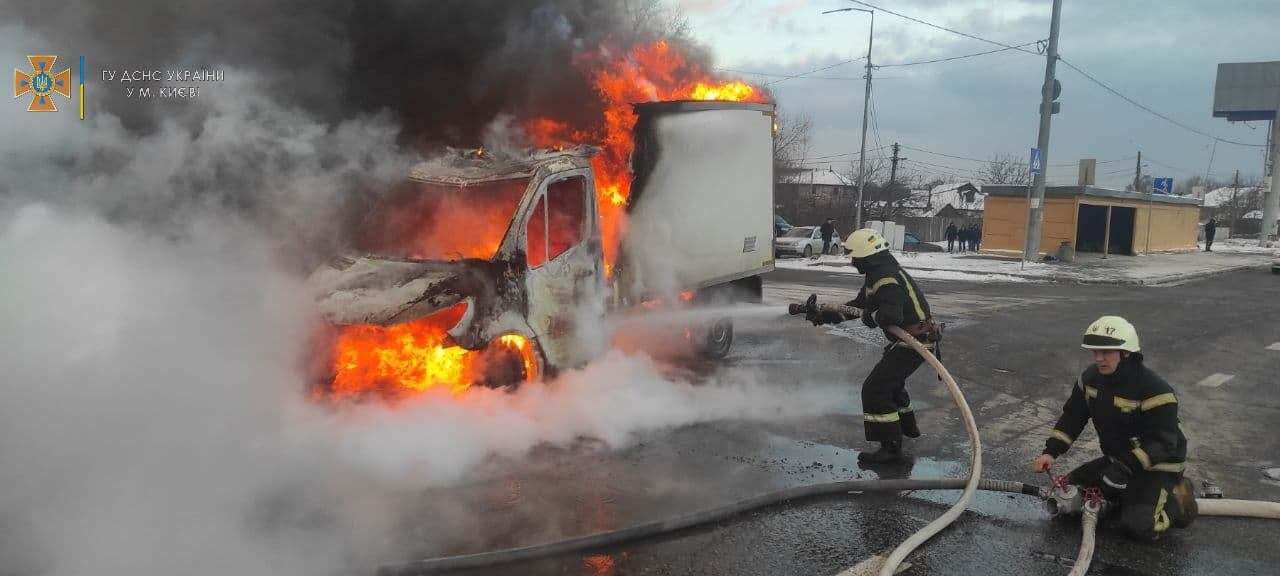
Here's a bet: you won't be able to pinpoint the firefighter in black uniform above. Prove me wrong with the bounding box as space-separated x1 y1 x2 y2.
1033 316 1198 540
806 228 939 464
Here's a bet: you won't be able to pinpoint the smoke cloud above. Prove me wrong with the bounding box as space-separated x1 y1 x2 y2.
0 204 846 575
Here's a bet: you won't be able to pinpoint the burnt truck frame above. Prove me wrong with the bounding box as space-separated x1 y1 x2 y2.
311 101 775 384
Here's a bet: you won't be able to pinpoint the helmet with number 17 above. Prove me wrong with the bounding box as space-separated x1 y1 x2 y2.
1081 315 1140 353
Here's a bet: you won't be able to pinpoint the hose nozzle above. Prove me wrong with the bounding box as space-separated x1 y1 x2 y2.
788 294 818 316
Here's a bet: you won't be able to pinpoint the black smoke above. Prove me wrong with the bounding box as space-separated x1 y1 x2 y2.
5 0 698 146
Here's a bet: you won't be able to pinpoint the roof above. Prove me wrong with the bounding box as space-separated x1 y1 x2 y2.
982 185 1202 206
409 146 596 185
898 183 985 218
778 168 852 187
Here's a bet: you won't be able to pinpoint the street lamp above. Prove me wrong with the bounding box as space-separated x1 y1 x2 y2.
822 6 874 229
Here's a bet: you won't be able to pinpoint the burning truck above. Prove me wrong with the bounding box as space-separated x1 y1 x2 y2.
308 101 776 400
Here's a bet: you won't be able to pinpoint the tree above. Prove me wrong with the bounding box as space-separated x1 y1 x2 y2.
978 154 1031 186
773 110 813 173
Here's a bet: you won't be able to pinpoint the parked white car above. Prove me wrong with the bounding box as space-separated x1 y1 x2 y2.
773 225 844 257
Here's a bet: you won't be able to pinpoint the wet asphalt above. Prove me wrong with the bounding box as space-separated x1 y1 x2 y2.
390 263 1280 576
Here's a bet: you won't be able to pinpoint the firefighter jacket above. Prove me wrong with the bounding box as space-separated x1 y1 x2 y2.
1043 354 1187 474
848 252 932 339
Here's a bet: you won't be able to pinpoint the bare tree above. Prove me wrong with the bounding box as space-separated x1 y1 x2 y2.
978 154 1031 186
773 110 813 173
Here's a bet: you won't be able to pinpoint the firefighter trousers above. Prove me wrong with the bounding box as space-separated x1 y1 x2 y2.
861 342 924 444
1067 456 1188 541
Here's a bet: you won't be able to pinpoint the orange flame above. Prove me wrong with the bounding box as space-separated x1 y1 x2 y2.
526 40 768 275
327 303 538 401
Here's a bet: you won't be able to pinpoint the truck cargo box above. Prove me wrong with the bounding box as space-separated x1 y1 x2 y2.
620 101 776 300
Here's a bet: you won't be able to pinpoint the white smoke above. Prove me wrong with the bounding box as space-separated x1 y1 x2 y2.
0 202 847 575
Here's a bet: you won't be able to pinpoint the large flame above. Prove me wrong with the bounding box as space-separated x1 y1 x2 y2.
327 303 538 401
526 40 769 274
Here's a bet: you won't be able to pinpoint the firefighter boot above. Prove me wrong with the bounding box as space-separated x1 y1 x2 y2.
858 441 905 464
1172 476 1198 528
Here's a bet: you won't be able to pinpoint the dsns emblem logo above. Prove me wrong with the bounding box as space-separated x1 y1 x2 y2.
14 55 71 112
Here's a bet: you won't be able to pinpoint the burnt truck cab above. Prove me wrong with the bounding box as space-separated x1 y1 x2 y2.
309 147 605 382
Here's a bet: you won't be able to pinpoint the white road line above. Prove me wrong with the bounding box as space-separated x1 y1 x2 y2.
1196 373 1235 388
1267 342 1280 351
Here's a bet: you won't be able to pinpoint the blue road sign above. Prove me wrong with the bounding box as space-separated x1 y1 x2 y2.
1029 147 1043 176
1153 177 1173 195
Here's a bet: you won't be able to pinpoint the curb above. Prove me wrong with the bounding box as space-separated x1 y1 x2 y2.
786 260 1268 286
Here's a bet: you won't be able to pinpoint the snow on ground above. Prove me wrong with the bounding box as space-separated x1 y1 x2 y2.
1202 238 1280 256
776 252 1052 283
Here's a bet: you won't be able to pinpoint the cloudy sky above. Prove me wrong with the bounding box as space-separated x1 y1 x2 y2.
677 0 1277 189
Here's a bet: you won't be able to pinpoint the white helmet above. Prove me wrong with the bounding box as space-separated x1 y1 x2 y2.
846 228 890 259
1081 315 1140 353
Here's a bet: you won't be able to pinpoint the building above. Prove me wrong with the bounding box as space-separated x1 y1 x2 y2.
896 183 984 242
774 168 855 227
982 185 1202 256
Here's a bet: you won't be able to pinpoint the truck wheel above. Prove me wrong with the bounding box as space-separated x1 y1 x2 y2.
803 245 813 258
699 318 734 359
476 336 542 389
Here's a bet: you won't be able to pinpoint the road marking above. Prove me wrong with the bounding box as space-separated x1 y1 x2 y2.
1267 342 1280 351
1196 373 1235 388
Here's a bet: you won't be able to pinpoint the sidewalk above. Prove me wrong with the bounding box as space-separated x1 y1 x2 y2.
776 246 1275 286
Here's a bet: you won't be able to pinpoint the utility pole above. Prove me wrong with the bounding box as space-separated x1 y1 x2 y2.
887 142 903 220
853 11 875 230
1022 0 1063 261
1132 151 1143 192
1230 169 1240 235
889 143 901 190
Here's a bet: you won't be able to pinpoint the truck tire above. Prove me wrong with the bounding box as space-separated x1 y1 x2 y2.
476 337 542 389
699 318 734 359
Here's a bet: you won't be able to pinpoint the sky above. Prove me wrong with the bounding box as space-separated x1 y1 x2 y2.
676 0 1278 190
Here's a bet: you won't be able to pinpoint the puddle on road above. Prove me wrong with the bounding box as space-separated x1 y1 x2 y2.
752 433 1049 524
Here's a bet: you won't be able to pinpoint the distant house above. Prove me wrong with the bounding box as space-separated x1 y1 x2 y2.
893 183 984 242
1199 185 1270 235
774 168 855 228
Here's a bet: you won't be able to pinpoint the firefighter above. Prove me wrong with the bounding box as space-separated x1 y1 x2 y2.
806 228 939 463
1032 316 1198 540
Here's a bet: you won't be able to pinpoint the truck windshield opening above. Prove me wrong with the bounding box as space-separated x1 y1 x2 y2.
356 178 531 261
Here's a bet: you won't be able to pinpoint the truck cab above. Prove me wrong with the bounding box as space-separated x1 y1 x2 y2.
309 147 605 387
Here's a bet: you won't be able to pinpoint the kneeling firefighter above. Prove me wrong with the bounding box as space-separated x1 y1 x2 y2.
1033 316 1198 540
800 228 940 464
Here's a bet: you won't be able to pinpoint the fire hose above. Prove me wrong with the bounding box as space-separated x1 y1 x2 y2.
375 478 1041 575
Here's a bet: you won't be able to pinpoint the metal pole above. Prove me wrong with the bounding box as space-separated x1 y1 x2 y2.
1102 205 1112 259
854 11 874 230
1023 0 1063 261
1145 192 1154 254
1264 117 1280 245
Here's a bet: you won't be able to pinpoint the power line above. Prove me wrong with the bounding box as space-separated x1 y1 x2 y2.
719 68 862 81
760 56 868 86
877 41 1043 68
795 144 895 163
848 0 1041 55
900 144 1134 167
1057 57 1267 149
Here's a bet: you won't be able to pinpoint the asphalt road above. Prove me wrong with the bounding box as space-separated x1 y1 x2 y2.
392 265 1280 576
